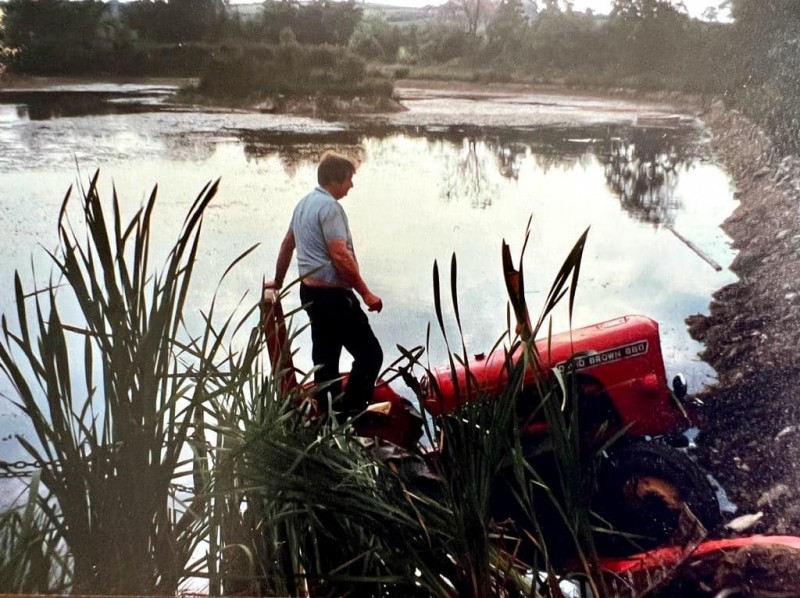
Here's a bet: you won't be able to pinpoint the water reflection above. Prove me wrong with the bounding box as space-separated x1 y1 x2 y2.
494 142 527 181
236 123 712 218
603 133 695 226
0 104 29 123
241 130 367 179
442 138 496 209
0 83 744 482
0 88 177 120
0 89 737 401
163 132 218 162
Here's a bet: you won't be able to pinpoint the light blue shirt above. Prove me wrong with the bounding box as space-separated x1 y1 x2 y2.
290 186 353 288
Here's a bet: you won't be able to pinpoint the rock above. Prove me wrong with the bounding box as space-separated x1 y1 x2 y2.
725 511 764 532
775 425 797 440
757 484 790 507
754 166 771 178
733 455 750 471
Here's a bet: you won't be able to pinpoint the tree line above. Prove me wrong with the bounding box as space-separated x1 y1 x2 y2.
0 0 798 150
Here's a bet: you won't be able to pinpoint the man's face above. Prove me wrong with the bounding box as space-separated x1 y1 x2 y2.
330 174 354 200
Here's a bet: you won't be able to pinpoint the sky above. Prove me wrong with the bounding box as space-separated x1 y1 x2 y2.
370 0 728 19
569 0 724 18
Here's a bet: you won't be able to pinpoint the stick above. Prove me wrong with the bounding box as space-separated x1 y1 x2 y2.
666 225 723 272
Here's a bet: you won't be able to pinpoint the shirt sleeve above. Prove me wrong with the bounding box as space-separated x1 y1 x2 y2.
319 202 349 242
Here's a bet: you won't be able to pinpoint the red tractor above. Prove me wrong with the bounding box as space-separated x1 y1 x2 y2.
263 294 720 557
261 243 721 560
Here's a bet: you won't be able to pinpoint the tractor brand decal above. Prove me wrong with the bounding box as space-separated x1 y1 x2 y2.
557 340 649 372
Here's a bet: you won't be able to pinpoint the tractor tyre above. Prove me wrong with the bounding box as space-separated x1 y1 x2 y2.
593 440 721 556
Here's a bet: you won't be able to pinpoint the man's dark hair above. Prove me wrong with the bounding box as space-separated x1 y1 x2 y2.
318 151 357 185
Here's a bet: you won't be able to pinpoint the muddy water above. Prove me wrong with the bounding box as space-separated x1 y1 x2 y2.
0 81 737 465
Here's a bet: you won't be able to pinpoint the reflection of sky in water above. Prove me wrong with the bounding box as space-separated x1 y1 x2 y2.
0 90 738 461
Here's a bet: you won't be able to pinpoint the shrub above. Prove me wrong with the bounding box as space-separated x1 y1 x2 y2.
198 42 390 100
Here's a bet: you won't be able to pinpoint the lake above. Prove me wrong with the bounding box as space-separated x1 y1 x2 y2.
0 80 738 466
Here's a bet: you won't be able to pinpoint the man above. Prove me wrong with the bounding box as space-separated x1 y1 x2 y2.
266 151 383 418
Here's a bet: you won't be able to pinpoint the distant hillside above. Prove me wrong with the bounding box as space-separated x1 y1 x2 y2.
229 1 439 24
362 2 439 23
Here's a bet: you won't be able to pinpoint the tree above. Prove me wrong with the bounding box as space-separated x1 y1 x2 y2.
2 0 107 47
260 0 361 46
456 0 482 36
541 0 575 11
610 0 687 19
724 0 800 153
0 6 8 77
440 0 494 36
348 15 405 62
486 0 526 61
526 7 599 71
606 0 691 75
168 0 224 41
120 1 171 43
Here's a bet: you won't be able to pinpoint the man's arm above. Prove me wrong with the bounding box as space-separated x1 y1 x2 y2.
265 228 295 289
328 239 382 312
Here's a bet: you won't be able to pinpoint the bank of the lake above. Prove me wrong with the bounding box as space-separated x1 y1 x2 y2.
689 101 800 538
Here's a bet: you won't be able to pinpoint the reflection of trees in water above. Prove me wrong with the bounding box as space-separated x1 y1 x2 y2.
603 137 687 226
164 133 216 162
493 142 527 180
243 138 365 179
240 130 366 179
441 139 533 208
442 137 500 209
234 126 703 214
530 151 588 174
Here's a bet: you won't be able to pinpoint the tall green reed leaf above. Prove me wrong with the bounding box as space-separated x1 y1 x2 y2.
0 172 251 594
0 473 70 594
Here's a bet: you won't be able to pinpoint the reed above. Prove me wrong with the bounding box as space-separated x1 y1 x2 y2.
0 172 257 594
0 473 70 593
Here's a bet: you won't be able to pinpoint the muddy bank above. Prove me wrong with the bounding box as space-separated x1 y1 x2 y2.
690 101 800 536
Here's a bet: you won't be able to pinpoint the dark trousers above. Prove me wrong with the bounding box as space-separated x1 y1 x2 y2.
299 284 383 415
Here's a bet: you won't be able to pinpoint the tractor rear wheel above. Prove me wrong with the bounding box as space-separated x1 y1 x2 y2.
592 440 721 556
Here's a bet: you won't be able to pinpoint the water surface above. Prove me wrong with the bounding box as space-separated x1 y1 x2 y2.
0 81 738 465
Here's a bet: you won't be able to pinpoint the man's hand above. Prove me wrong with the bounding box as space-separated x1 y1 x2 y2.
363 291 383 313
264 279 281 290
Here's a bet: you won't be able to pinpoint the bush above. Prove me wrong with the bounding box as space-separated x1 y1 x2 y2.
349 31 385 61
8 39 212 76
198 42 389 100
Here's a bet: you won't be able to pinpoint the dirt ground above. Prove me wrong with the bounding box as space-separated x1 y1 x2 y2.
688 101 800 538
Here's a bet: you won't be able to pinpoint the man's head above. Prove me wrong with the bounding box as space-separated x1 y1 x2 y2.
318 151 357 200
